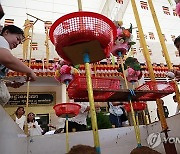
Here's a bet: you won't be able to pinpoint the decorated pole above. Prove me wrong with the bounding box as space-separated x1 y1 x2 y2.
118 52 141 147
130 0 168 131
84 53 101 154
77 0 100 153
147 1 178 153
148 0 180 106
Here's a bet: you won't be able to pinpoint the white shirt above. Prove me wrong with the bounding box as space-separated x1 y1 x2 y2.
109 102 123 116
28 121 43 136
68 102 89 125
15 115 26 130
0 36 10 49
56 118 65 129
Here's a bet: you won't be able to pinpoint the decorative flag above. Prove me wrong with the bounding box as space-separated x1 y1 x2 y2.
144 34 148 39
173 9 178 16
148 48 152 55
116 0 123 4
131 47 137 55
4 19 14 26
162 6 170 15
30 42 38 50
171 35 176 42
44 21 52 30
140 1 148 10
149 32 155 40
162 50 164 57
136 30 140 40
139 47 143 52
162 34 167 41
175 51 179 57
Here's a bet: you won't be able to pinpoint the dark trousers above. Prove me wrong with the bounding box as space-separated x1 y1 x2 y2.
109 113 122 128
64 121 86 132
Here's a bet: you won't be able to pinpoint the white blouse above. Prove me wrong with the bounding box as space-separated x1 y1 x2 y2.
68 102 89 126
28 121 43 136
15 115 26 130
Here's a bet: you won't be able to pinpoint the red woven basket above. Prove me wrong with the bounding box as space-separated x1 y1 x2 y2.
136 81 175 100
124 102 147 112
49 11 117 63
53 103 81 118
67 76 120 101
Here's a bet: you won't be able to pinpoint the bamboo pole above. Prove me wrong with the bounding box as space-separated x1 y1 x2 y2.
24 22 34 135
77 0 100 153
119 52 141 146
130 0 168 131
84 53 101 154
23 19 31 60
45 27 50 64
148 0 180 105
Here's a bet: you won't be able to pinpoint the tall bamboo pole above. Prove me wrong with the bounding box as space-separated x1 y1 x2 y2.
77 0 100 153
130 0 168 132
148 0 180 105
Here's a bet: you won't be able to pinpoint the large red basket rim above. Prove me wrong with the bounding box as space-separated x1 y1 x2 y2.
49 11 117 45
53 103 81 109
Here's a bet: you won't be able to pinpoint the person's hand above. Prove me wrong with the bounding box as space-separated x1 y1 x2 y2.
26 71 36 81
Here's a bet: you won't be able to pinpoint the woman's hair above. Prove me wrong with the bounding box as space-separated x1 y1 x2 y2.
67 145 97 154
27 112 35 123
174 35 180 46
15 107 25 116
1 25 24 38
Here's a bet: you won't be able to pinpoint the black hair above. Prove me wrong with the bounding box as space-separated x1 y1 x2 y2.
174 35 180 46
1 25 24 38
15 107 25 116
27 112 35 123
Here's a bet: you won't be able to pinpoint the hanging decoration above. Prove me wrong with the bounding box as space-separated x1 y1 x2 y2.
162 6 171 15
140 1 148 10
118 57 142 83
4 19 14 26
111 21 136 57
175 0 180 15
54 61 79 84
116 0 123 4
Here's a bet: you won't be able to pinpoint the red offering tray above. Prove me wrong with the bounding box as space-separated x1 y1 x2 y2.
67 76 120 101
136 81 175 100
124 102 147 112
49 11 117 64
53 103 81 118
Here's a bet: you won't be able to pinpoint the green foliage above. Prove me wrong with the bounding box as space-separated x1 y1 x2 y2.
87 112 112 130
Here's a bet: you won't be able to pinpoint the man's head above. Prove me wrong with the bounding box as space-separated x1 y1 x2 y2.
1 25 24 49
174 36 180 56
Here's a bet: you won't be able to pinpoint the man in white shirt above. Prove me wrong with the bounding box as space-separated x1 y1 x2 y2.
64 102 100 132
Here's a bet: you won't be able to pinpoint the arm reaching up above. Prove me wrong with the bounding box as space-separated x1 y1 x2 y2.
0 48 36 81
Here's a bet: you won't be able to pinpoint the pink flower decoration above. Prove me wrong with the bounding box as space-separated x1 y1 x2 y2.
127 67 141 82
176 3 180 16
60 65 71 74
117 28 123 37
